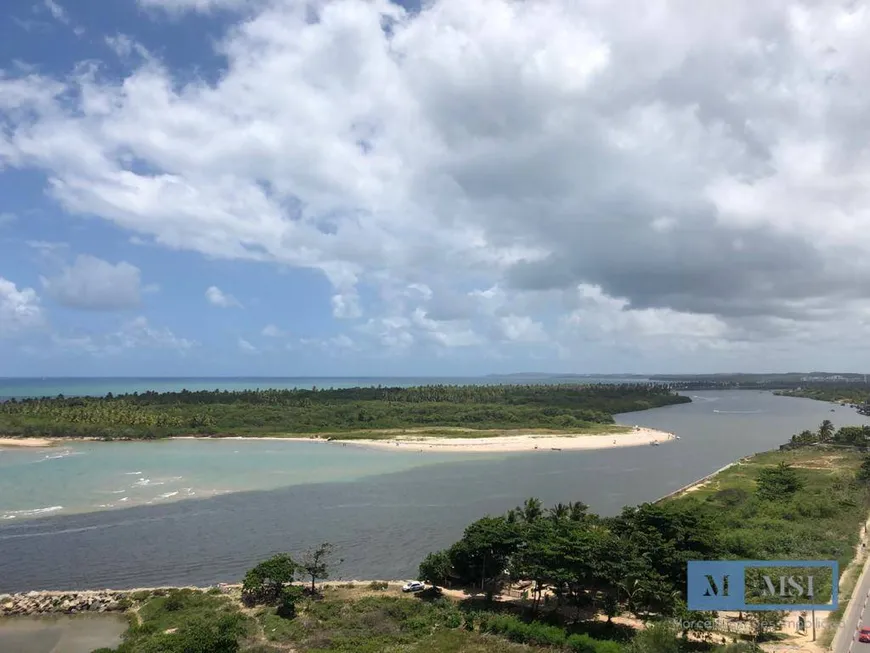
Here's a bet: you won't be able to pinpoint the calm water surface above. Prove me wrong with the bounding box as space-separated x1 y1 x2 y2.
0 389 863 593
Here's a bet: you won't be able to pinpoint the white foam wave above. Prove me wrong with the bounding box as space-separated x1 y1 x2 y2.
2 506 64 519
36 449 82 463
124 471 143 475
158 491 179 499
133 478 164 487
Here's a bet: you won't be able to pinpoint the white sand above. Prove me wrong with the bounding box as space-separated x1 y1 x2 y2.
0 437 55 448
338 427 675 453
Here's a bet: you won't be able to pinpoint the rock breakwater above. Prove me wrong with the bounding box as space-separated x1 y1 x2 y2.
0 590 131 616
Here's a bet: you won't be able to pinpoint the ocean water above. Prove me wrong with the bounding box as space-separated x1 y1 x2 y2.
0 440 505 520
0 375 649 399
0 390 865 592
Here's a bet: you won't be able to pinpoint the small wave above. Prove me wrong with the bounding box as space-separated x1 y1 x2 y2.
712 409 763 414
133 478 164 487
2 506 63 520
35 449 81 463
124 471 143 475
158 491 179 499
118 497 129 502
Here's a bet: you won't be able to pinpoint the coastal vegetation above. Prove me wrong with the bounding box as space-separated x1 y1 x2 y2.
776 386 870 411
0 383 689 440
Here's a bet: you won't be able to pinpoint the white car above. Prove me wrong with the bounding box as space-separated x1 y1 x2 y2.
402 581 425 593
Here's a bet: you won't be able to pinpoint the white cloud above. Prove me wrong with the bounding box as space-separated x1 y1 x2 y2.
5 0 870 367
331 292 361 319
498 315 547 343
41 255 144 310
238 337 257 353
0 277 44 337
50 316 196 355
261 324 285 337
205 286 241 308
137 0 252 10
105 35 151 60
43 0 69 24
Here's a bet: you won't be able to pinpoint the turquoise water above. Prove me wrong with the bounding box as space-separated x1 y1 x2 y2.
0 439 506 520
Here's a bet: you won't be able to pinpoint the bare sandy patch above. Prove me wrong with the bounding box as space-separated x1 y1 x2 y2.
0 437 55 448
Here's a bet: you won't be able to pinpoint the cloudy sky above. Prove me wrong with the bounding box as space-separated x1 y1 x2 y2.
1 0 869 377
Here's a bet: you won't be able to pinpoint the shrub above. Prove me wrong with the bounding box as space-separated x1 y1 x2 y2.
277 586 304 619
242 554 297 606
568 633 600 653
368 581 389 591
163 591 185 612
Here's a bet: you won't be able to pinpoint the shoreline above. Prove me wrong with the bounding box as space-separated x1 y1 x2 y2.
0 426 677 453
335 426 675 452
656 459 743 502
0 438 55 448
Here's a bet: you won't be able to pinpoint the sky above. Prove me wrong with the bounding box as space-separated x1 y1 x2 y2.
1 0 870 377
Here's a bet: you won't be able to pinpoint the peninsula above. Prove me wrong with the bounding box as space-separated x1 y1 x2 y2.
0 383 687 452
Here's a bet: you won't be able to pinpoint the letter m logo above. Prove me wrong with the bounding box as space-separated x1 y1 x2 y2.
688 561 743 610
703 574 729 597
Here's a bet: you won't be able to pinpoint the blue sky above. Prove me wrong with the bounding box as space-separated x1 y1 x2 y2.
1 0 868 376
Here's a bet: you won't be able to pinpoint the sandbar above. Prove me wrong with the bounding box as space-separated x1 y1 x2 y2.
0 437 55 448
337 427 675 453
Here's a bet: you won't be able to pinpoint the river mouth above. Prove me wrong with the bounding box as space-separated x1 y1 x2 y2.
0 613 127 653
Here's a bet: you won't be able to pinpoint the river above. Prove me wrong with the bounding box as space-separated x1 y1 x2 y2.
0 389 863 594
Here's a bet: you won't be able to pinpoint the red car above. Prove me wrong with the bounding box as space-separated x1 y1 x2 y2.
858 627 870 643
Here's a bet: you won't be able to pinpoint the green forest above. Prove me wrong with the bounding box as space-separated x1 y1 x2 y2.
776 386 870 408
0 383 690 440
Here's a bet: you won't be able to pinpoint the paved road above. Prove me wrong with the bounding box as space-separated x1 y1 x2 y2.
834 531 870 653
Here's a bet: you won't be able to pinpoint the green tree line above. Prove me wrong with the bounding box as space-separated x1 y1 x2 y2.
0 384 690 439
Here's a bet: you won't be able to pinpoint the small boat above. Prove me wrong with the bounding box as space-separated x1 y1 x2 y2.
651 441 660 446
675 436 681 440
550 447 562 451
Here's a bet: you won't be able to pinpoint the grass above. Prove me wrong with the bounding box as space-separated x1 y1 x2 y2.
663 446 870 644
103 586 598 652
669 447 868 567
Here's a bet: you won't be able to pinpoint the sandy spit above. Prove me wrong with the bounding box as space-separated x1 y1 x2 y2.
171 428 677 453
338 427 676 453
0 437 56 448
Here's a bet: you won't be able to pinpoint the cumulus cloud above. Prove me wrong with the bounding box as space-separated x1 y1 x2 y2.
0 277 44 337
3 0 870 366
40 255 144 310
205 286 241 308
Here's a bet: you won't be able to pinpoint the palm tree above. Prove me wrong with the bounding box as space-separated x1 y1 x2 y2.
819 420 835 441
